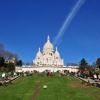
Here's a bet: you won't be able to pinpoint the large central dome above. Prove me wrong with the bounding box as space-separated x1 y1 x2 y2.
43 35 53 50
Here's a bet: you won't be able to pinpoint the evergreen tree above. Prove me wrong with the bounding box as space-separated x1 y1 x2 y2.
96 57 100 69
16 60 22 66
79 58 88 70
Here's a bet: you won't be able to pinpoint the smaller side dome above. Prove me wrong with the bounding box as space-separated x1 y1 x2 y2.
36 48 42 58
55 47 60 57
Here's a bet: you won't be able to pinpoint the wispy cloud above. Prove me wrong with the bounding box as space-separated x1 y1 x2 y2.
53 0 86 46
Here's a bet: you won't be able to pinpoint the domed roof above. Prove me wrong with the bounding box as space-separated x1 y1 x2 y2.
55 47 60 57
36 48 42 57
43 35 53 50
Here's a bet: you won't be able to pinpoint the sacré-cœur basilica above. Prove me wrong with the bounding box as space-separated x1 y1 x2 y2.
15 35 79 73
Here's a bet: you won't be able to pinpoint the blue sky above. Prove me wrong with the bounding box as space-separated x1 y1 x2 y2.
0 0 100 64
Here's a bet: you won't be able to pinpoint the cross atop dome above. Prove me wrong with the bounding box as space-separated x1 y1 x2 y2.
56 47 58 51
38 47 40 52
47 35 50 41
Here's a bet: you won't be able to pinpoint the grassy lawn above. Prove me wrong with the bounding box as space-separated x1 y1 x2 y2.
0 74 100 100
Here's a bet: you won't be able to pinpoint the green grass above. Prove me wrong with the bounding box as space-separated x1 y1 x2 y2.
0 74 100 100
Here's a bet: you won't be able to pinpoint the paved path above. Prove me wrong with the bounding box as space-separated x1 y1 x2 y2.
32 81 42 100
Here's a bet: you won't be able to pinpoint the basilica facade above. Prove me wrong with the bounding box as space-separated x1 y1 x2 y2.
16 36 79 73
33 36 64 67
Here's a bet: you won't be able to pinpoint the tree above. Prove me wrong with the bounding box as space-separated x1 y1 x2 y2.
16 60 22 66
79 58 88 70
96 58 100 69
0 57 5 67
6 62 15 72
0 43 17 61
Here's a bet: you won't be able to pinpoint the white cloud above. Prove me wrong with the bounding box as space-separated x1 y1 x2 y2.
53 0 86 46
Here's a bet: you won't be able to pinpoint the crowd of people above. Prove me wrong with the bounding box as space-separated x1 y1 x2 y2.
77 70 100 81
0 72 18 86
0 69 100 87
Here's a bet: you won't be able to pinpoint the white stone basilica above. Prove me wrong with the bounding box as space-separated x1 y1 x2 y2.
15 35 79 73
33 36 64 67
